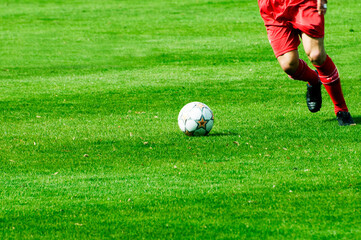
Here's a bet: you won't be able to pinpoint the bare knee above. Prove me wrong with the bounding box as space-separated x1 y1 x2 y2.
301 34 327 66
278 53 299 75
307 49 327 66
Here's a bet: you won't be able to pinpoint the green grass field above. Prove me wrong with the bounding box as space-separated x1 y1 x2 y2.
1 0 361 239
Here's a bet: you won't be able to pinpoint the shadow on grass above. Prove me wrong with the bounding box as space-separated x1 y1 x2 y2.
351 116 361 125
209 131 240 137
323 115 360 125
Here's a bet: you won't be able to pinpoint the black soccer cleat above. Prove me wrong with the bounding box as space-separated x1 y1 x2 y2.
306 81 322 113
336 111 356 126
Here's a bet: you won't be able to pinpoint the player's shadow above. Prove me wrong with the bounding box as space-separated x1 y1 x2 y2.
351 116 361 125
324 115 360 125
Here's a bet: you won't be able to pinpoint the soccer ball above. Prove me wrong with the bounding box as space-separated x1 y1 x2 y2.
178 102 214 136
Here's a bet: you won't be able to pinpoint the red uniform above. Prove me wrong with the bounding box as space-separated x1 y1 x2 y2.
258 0 324 57
257 0 353 122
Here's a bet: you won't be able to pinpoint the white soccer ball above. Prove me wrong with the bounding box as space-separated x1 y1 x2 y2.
178 102 214 136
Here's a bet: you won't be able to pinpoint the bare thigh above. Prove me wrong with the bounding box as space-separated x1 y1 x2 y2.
301 33 327 65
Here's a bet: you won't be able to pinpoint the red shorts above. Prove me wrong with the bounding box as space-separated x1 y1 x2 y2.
258 0 324 57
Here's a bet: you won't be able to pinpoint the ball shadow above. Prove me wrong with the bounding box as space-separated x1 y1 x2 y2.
208 131 240 137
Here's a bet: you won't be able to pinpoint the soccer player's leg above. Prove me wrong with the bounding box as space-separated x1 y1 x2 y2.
259 0 319 87
277 50 319 86
276 49 321 113
266 26 320 87
302 34 355 125
260 1 322 113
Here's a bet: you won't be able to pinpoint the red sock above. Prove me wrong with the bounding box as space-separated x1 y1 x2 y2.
314 55 348 115
288 59 319 86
